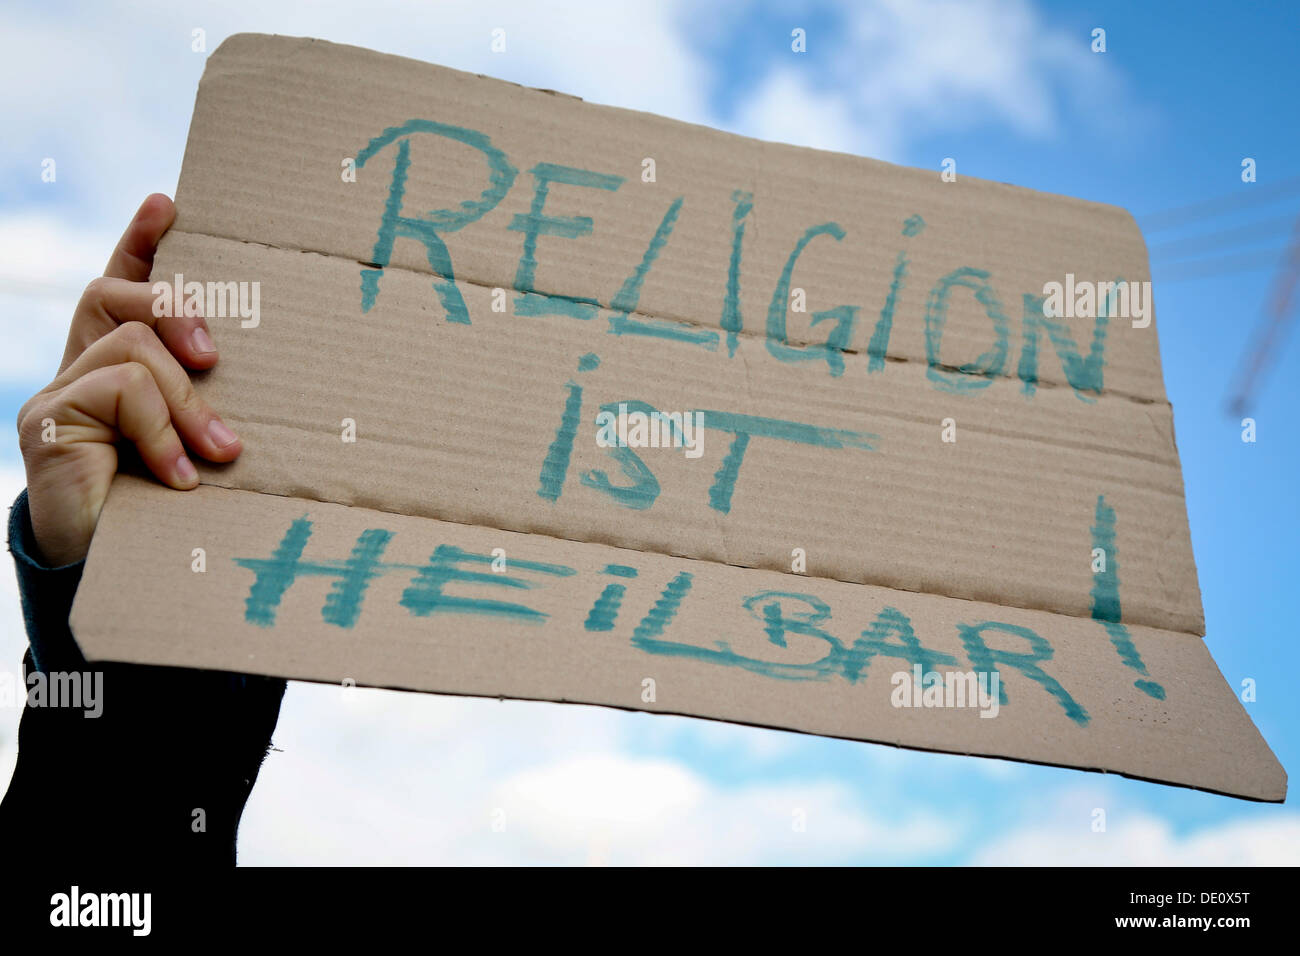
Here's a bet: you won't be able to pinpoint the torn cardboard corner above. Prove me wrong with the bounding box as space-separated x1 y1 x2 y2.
70 33 1284 801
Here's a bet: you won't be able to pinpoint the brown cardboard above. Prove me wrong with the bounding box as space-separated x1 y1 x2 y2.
69 34 1285 800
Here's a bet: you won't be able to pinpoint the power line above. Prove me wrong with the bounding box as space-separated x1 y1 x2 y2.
1139 176 1300 231
1226 215 1300 416
1148 214 1296 259
1151 246 1287 281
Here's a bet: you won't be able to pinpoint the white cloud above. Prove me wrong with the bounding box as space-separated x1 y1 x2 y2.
731 69 873 156
0 0 712 208
0 215 118 388
494 752 957 865
239 682 959 865
0 215 110 289
847 0 1063 136
724 0 1138 162
972 796 1300 866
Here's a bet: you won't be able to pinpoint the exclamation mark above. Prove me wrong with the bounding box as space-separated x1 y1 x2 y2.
1091 494 1166 700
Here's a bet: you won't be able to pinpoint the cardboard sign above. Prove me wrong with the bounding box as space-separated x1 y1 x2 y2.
70 34 1285 800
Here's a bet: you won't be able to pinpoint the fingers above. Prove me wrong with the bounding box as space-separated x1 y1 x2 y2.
20 193 231 565
36 363 200 490
60 274 217 375
52 322 242 463
103 193 175 282
34 193 237 495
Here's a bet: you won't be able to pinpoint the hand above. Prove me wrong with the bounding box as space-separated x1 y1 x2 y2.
17 194 243 566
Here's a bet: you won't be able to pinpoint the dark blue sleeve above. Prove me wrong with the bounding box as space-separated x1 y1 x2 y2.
8 488 91 673
1 489 286 867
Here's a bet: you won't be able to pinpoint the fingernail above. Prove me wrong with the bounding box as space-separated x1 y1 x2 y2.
208 418 239 447
192 326 216 354
176 454 198 483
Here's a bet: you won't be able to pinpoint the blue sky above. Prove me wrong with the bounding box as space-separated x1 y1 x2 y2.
0 0 1296 863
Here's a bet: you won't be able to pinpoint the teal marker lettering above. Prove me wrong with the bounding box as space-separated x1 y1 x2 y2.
356 120 518 323
538 381 583 502
851 605 959 683
235 520 400 628
510 163 624 320
400 545 575 622
1090 494 1165 699
631 579 836 680
584 565 639 632
634 587 875 683
238 516 315 627
957 621 1090 725
609 198 718 348
766 223 858 376
1017 279 1116 402
580 399 663 510
924 266 1011 393
322 528 394 628
868 214 926 373
235 521 575 628
631 572 694 643
538 356 601 503
720 190 753 357
698 410 877 513
739 591 848 680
